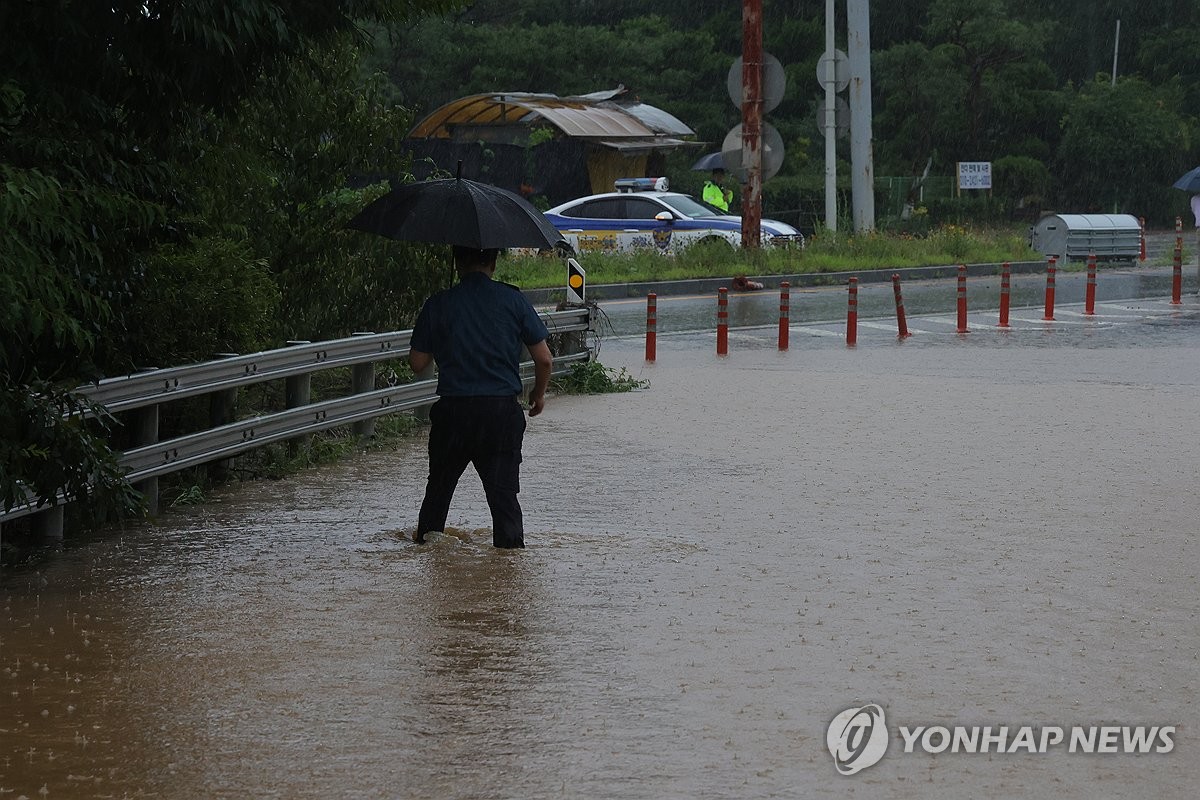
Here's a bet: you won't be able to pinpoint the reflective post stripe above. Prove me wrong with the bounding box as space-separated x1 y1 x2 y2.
956 265 968 333
778 281 790 351
846 277 858 346
1139 217 1146 262
1172 243 1183 305
1085 254 1097 315
998 262 1011 328
892 273 911 339
717 287 729 356
646 293 657 362
1043 258 1056 321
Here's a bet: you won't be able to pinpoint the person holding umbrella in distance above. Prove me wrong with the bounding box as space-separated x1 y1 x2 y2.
347 164 565 548
693 152 734 212
703 167 734 212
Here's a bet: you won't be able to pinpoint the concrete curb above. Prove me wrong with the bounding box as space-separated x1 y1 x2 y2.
524 260 1050 305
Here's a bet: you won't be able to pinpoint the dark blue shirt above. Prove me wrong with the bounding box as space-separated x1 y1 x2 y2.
411 272 550 397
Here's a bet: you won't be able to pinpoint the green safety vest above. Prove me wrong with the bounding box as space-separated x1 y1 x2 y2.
703 181 729 211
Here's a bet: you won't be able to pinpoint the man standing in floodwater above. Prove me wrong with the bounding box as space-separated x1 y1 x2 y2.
408 246 552 548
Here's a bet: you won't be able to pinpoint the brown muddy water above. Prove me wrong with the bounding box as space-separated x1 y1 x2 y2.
4 313 1200 798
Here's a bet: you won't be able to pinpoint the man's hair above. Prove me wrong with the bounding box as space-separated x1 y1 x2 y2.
452 246 500 271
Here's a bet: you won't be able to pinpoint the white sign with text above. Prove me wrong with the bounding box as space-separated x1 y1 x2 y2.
957 161 992 190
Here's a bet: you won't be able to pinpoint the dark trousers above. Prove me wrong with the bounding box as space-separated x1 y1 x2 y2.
417 396 527 548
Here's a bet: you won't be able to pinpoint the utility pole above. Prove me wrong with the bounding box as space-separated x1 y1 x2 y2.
823 0 837 232
1111 19 1120 86
741 0 763 249
846 0 875 232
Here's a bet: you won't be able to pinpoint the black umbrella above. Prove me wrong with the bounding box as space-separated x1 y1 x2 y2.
690 152 726 172
347 169 566 250
1172 166 1200 193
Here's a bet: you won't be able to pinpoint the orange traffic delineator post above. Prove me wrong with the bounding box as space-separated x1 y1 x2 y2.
846 277 858 346
1139 217 1146 261
716 287 729 356
998 262 1011 328
778 281 790 351
1043 257 1057 321
892 273 911 338
1085 254 1097 315
1172 243 1183 305
645 292 657 362
956 265 968 333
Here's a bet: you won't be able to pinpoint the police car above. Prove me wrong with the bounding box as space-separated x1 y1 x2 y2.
544 178 803 255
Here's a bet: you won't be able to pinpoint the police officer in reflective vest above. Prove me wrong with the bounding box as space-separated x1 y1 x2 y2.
702 167 734 212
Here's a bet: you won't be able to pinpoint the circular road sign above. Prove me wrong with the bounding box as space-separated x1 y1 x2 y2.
726 52 787 114
816 48 850 92
720 122 786 183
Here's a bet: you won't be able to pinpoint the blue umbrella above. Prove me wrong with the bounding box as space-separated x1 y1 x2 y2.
691 152 726 171
1172 166 1200 192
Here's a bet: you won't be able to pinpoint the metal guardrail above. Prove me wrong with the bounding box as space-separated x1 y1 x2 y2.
3 308 592 527
83 330 416 413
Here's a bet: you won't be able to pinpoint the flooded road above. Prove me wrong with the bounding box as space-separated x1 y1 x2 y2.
4 288 1200 798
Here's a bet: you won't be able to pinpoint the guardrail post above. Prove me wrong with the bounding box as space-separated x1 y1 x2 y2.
208 353 240 482
32 506 65 545
285 341 312 456
132 402 161 514
351 333 377 438
120 365 162 514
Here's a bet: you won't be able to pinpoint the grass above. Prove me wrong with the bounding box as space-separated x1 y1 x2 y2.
551 361 649 394
494 224 1037 290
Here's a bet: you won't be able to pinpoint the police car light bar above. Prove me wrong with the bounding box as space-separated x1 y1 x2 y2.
614 177 669 193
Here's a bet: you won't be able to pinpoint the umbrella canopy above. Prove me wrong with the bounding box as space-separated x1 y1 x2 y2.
1172 166 1200 192
347 176 566 250
690 152 726 172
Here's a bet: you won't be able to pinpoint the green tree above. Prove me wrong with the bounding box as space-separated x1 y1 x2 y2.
1 0 457 517
1054 75 1190 216
924 0 1048 158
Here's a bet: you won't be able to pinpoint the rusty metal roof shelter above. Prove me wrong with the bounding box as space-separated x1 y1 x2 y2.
405 87 697 203
407 87 694 153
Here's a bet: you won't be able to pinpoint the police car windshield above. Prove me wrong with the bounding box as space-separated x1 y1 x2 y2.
662 194 724 218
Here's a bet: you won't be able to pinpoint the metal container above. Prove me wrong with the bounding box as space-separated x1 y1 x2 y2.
1029 213 1141 262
